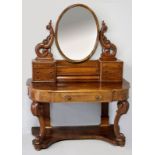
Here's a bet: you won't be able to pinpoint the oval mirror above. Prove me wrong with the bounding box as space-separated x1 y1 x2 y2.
55 4 99 63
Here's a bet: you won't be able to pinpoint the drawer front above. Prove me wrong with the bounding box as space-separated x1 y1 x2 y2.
100 60 123 82
56 60 100 82
33 61 55 69
50 92 112 102
32 60 56 82
33 68 56 82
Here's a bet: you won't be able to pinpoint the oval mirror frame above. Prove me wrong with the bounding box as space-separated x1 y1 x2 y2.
55 4 99 63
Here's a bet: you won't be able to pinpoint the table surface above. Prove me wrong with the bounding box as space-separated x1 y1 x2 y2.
27 79 130 149
27 79 130 93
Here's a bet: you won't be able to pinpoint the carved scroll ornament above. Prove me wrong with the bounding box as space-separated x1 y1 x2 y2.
35 20 54 59
99 21 117 61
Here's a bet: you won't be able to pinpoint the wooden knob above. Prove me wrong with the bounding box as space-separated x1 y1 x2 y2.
64 95 72 101
96 95 102 100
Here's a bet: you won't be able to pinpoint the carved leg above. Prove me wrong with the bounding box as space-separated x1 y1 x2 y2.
31 102 51 150
100 102 109 127
114 100 129 146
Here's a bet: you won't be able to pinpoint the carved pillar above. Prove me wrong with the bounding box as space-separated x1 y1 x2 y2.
35 20 55 60
114 100 129 146
31 102 51 147
99 20 117 61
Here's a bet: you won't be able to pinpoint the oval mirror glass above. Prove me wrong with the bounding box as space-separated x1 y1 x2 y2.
55 4 99 63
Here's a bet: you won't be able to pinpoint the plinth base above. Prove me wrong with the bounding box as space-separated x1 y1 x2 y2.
32 125 126 150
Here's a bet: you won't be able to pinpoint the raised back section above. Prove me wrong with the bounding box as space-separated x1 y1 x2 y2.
32 20 123 83
32 59 123 83
56 60 99 82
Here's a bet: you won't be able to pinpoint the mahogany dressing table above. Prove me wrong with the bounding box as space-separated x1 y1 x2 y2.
27 4 130 151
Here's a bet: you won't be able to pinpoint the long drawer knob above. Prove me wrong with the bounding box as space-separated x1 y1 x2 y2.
96 95 102 100
64 95 72 101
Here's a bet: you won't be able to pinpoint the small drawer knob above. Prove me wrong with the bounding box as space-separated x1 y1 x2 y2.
64 95 72 101
96 95 102 100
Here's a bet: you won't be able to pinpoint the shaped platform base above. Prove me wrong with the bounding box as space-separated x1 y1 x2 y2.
32 125 126 151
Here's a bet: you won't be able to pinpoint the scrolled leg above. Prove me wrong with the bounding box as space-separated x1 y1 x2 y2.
31 102 51 150
114 100 129 146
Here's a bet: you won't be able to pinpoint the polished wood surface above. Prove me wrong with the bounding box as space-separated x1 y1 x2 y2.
32 125 120 150
27 79 129 103
27 79 129 91
35 20 54 60
30 100 129 150
32 59 123 83
99 21 117 61
100 103 109 126
27 6 130 150
27 79 129 150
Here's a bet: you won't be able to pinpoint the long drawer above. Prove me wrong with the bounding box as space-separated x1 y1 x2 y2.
33 92 113 103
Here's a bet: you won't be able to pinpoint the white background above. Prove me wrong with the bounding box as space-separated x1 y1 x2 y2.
0 0 155 155
22 0 132 154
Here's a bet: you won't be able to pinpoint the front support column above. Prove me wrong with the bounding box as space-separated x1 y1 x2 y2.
30 100 129 150
100 102 109 127
31 102 51 150
114 100 129 146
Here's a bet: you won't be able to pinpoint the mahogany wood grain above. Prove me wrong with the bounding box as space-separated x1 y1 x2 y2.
99 21 117 61
100 60 123 82
27 10 130 150
32 60 56 82
32 125 117 150
27 79 129 103
31 102 51 145
56 60 99 76
27 79 129 150
100 103 109 126
114 100 129 144
35 20 54 60
32 60 123 82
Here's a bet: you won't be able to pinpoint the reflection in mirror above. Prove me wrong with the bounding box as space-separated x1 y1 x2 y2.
56 5 99 62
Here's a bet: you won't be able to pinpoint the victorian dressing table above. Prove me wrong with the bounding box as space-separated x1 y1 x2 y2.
27 4 130 151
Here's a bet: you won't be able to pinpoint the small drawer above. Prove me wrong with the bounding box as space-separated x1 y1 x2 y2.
33 68 56 82
51 92 112 102
100 60 123 82
63 94 103 102
33 62 55 69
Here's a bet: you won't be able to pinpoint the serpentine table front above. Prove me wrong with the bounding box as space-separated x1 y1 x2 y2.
26 4 130 151
27 78 129 150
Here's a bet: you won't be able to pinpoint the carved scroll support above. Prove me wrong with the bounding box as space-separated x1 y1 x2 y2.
114 100 129 146
99 21 117 61
35 20 55 60
31 102 51 150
